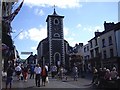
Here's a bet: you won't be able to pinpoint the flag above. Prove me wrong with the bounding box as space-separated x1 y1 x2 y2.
3 0 24 23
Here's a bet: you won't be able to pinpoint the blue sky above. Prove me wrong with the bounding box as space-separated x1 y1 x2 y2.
11 0 119 59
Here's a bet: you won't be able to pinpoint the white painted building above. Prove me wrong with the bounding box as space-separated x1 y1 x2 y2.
118 1 120 22
82 21 120 70
97 22 119 69
85 22 120 70
87 31 101 68
115 22 120 57
99 29 117 59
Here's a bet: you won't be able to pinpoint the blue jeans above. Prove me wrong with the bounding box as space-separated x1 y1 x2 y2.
6 76 12 88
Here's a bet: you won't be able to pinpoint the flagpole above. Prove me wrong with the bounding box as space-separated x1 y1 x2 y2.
13 30 23 40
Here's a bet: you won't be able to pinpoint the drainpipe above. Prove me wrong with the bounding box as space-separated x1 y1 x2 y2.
0 39 2 89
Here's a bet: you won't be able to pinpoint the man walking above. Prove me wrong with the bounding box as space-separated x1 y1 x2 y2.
6 65 14 89
34 64 41 87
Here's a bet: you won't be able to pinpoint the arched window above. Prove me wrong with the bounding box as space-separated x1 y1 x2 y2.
54 52 61 66
54 18 59 25
54 33 60 37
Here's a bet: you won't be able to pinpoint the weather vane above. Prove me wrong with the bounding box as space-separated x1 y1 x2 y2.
53 5 56 11
52 5 57 14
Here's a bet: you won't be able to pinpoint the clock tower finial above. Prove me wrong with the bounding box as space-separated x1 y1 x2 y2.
53 5 57 15
54 5 56 11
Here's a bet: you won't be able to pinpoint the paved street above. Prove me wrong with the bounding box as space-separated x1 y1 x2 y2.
2 74 94 89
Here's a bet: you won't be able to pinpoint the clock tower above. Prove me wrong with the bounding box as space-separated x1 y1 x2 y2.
46 8 65 66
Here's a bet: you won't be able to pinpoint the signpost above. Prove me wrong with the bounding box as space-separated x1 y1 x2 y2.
21 52 33 55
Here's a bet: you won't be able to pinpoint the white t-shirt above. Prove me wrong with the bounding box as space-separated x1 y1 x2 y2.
15 66 21 71
34 66 41 74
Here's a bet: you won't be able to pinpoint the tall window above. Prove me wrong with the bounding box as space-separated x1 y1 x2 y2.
103 50 106 59
95 38 98 46
90 50 94 58
87 46 89 51
108 36 113 45
84 47 86 52
110 48 114 57
90 41 93 48
95 48 99 57
87 55 89 59
102 39 106 47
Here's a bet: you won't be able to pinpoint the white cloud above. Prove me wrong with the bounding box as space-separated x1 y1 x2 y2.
69 41 80 47
34 9 45 16
63 27 69 36
19 33 24 39
83 25 104 32
18 25 47 42
84 0 119 2
24 0 82 8
66 37 74 41
76 23 82 28
31 46 37 50
23 0 119 9
18 31 29 40
18 25 82 47
28 26 47 42
63 27 80 47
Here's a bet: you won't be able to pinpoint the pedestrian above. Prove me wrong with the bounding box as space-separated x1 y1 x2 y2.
34 64 41 87
45 64 49 83
97 68 103 85
15 64 22 80
72 65 78 81
41 65 48 86
104 69 111 80
104 69 111 87
5 65 14 89
23 65 29 81
91 67 98 84
110 67 118 80
45 64 49 72
51 65 57 78
30 65 35 79
58 66 64 80
100 67 107 87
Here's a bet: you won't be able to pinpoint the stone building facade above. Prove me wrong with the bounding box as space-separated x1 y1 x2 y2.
37 9 70 69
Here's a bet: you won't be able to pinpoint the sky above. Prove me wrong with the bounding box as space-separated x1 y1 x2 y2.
11 0 119 59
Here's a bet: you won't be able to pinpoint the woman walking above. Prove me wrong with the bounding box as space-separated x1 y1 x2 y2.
41 65 48 86
23 66 29 81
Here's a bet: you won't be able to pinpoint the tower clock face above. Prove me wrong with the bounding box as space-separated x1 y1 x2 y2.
54 18 59 25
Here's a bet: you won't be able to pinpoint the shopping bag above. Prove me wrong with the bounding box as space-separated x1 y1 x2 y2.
46 76 49 83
